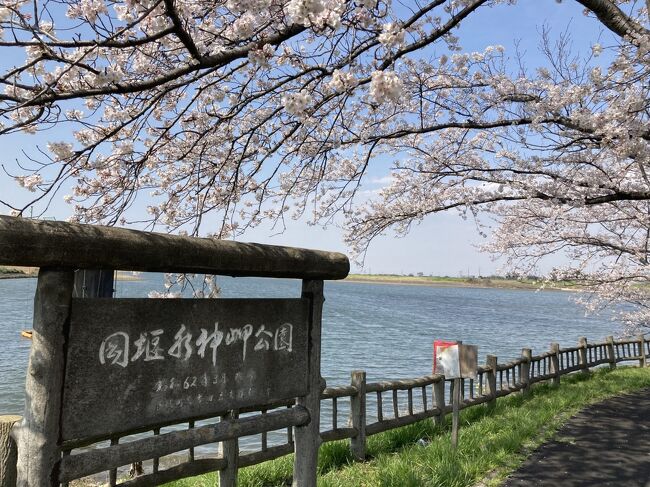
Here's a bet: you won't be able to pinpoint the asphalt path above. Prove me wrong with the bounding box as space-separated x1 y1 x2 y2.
503 387 650 486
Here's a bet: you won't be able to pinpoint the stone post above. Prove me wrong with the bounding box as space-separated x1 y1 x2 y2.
15 269 75 487
0 416 20 487
219 411 239 487
607 336 617 369
638 335 647 368
350 371 366 461
433 379 446 426
486 355 498 410
293 280 324 487
521 349 532 395
550 343 560 386
578 337 589 374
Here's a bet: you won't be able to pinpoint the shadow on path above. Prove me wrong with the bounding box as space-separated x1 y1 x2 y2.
503 387 650 487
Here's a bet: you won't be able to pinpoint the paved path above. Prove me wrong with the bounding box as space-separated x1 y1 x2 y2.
503 387 650 487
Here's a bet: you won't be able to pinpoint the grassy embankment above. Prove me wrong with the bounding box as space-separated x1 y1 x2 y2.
164 366 650 487
344 274 579 291
0 266 37 278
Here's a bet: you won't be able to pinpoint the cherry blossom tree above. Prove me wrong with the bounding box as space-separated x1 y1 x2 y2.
0 0 649 328
344 3 650 330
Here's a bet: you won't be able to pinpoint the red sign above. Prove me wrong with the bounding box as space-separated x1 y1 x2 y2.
433 340 459 377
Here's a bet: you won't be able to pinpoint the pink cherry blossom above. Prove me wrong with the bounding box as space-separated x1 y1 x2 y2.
0 0 648 328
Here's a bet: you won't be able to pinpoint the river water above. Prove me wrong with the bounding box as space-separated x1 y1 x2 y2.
0 274 624 416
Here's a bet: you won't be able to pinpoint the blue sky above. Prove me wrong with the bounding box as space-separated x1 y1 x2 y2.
0 0 611 275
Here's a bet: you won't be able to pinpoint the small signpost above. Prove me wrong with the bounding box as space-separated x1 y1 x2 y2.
433 340 478 449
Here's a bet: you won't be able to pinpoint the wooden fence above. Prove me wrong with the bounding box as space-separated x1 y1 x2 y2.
3 334 646 486
236 333 647 464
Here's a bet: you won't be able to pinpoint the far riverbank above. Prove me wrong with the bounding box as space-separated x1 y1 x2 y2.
344 274 580 291
0 267 37 279
0 268 576 291
0 267 143 281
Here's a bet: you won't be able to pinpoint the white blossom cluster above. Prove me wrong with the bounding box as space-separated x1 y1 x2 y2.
47 142 75 161
281 90 313 117
285 0 346 29
369 70 405 103
147 273 220 298
226 0 272 13
329 69 358 92
66 0 108 23
15 174 43 191
247 44 275 67
285 0 325 26
91 66 123 86
378 23 405 49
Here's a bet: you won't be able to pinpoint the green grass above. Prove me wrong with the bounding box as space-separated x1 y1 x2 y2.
165 367 650 487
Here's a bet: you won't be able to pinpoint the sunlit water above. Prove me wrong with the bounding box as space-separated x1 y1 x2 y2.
0 274 624 464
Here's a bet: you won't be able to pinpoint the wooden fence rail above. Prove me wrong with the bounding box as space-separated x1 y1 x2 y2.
3 334 647 486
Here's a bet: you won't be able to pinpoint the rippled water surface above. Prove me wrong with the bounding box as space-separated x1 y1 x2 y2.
0 274 623 415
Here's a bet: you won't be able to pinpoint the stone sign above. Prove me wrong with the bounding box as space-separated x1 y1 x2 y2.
61 297 309 441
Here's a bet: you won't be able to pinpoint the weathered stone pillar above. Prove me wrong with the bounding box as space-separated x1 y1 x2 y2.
578 337 589 374
550 343 561 386
607 336 617 369
521 349 532 395
350 371 366 460
486 355 498 409
638 335 647 368
0 415 20 487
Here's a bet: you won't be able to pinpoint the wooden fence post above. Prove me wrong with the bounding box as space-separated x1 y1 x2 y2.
350 371 366 461
219 410 239 487
1 416 20 487
578 337 589 374
293 280 324 487
432 379 446 426
451 378 461 449
14 269 75 487
486 355 498 410
520 349 531 395
638 335 647 368
550 343 560 385
607 336 617 369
